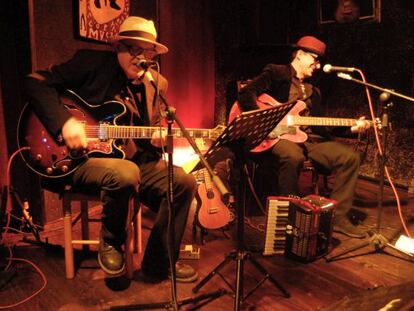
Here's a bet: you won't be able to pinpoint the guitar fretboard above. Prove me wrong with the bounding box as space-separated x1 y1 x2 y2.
84 125 216 140
288 115 357 127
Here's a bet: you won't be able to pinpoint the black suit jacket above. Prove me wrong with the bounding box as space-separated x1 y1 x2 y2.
24 49 168 161
24 49 167 138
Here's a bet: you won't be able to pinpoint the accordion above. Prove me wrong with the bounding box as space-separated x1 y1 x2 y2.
263 195 336 262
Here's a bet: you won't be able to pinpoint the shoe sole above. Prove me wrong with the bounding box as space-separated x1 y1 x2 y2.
98 253 125 275
170 272 199 283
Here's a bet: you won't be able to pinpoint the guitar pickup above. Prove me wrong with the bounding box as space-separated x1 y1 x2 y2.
98 122 109 141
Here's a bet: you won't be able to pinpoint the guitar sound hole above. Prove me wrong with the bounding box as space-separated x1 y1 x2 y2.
207 190 215 200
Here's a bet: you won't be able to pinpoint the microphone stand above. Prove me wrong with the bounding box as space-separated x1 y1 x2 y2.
326 73 414 262
110 67 228 310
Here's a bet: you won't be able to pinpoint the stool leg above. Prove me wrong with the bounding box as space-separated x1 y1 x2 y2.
80 200 90 253
311 169 320 195
136 208 142 254
125 198 136 279
63 197 75 279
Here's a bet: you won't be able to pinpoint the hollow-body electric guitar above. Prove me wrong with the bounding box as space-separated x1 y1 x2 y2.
17 89 225 178
196 168 231 230
229 93 372 153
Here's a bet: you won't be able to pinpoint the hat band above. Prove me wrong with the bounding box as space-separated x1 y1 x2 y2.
118 30 156 42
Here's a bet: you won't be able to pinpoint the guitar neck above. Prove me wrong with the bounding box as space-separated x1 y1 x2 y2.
289 115 358 127
85 125 216 140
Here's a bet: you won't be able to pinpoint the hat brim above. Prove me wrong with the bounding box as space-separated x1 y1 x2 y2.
291 44 326 60
109 36 168 54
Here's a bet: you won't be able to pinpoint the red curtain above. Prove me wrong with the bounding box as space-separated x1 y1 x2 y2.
160 0 215 129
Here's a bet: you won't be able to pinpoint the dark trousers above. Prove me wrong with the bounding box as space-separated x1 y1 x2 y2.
212 139 360 218
270 139 360 217
73 157 196 274
138 160 196 275
73 158 140 245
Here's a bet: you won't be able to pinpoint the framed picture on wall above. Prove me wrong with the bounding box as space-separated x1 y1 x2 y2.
76 0 130 43
318 0 381 25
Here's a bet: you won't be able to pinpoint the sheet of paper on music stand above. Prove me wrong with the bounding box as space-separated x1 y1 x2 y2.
395 235 414 254
191 102 296 173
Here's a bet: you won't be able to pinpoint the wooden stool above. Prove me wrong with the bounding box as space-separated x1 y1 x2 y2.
61 187 142 279
302 160 331 195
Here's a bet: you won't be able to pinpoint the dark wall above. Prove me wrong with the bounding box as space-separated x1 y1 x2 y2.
0 1 41 222
213 0 414 187
321 1 414 186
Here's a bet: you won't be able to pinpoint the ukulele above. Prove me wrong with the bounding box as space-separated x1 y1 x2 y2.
196 168 231 230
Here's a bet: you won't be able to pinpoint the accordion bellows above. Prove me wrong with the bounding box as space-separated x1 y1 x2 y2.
263 195 336 262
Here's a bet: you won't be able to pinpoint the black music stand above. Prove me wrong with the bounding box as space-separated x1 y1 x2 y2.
192 102 295 310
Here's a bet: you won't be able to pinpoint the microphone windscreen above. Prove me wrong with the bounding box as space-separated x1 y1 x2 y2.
322 64 332 73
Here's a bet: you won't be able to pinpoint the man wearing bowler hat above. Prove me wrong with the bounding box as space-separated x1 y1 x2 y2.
24 16 198 282
237 35 371 238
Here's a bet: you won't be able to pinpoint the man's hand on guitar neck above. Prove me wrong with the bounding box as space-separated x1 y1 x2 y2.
351 116 371 134
151 128 167 148
62 117 87 150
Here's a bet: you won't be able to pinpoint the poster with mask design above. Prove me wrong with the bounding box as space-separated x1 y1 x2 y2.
78 0 130 42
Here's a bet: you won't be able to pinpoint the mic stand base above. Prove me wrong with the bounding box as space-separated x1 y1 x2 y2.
192 249 290 305
326 230 414 262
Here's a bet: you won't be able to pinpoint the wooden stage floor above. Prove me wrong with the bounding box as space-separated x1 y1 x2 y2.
1 178 414 310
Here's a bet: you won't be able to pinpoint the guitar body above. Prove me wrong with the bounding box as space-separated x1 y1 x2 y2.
196 170 231 230
17 90 127 178
18 89 226 178
229 94 369 153
229 94 308 153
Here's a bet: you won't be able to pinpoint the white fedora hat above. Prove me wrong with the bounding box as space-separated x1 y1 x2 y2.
109 16 168 54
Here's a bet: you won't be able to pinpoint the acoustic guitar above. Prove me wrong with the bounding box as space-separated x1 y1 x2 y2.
17 89 225 178
196 168 231 230
229 93 373 153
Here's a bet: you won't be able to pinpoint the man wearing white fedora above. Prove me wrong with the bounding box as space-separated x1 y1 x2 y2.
24 16 198 282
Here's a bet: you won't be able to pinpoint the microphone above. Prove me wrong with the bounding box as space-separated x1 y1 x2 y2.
337 72 352 80
144 70 154 83
323 64 356 73
136 59 157 70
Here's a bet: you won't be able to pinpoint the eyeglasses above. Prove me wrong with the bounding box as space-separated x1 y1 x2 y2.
117 42 154 57
306 51 320 63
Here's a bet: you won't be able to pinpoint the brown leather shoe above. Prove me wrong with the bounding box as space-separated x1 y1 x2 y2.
173 262 198 283
98 239 125 275
140 261 198 283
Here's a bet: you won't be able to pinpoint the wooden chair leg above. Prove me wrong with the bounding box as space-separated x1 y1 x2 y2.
125 197 141 279
136 208 142 254
311 168 320 195
80 200 90 253
63 198 75 279
61 191 141 279
125 228 134 279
